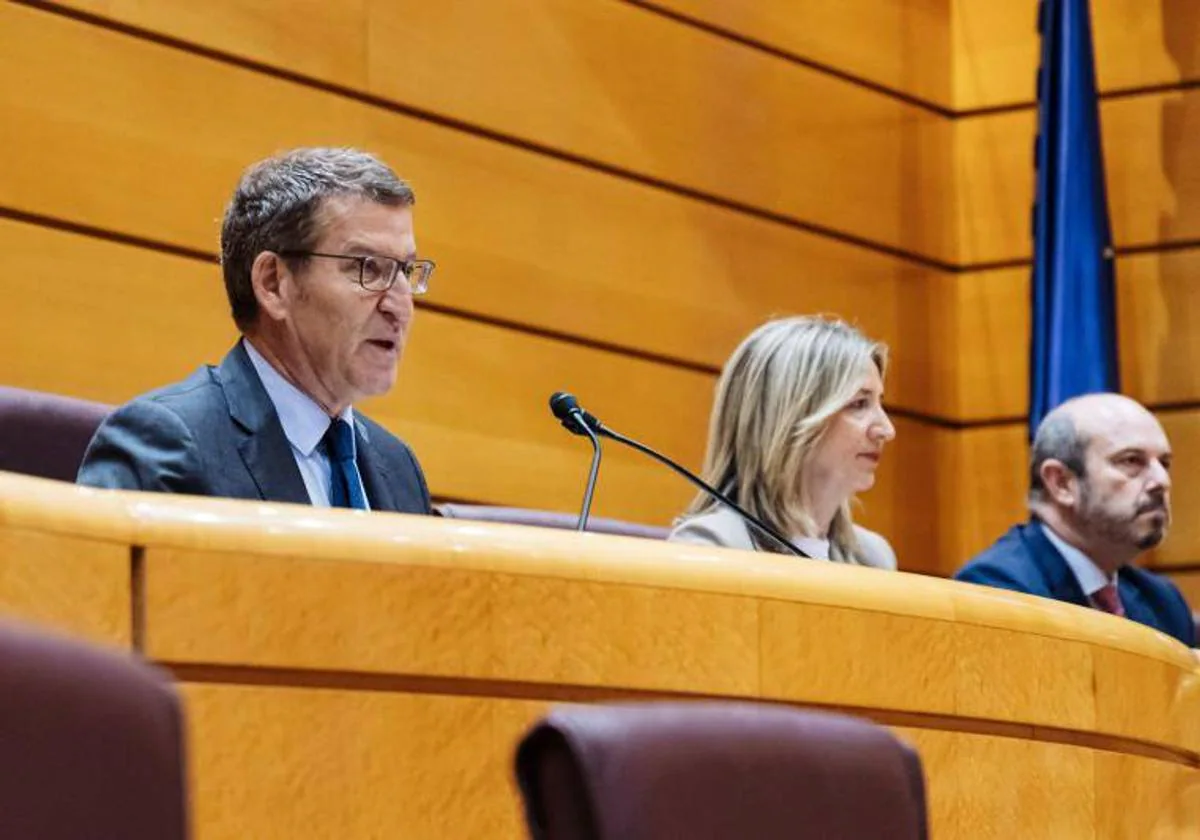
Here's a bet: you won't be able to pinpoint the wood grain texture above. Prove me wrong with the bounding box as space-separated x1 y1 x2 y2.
954 0 1200 111
2 473 1198 837
866 418 1029 576
955 90 1200 265
0 3 945 383
898 727 1096 839
896 253 1200 424
180 683 1200 840
1163 569 1200 610
182 683 542 840
0 528 130 645
900 727 1200 838
627 0 953 108
0 473 134 644
1145 411 1200 568
122 480 1199 748
33 0 956 262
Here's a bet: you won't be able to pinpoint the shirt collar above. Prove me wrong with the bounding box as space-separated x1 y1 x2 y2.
1039 522 1115 597
243 339 355 457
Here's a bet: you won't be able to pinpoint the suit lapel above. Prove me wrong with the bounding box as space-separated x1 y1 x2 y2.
218 342 310 505
1023 521 1091 608
354 419 397 512
1116 574 1157 629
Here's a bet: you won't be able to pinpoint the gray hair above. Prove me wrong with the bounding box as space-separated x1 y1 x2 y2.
1028 412 1089 503
220 147 415 331
683 315 888 563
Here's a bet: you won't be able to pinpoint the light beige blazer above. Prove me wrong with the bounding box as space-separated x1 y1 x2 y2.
668 506 897 571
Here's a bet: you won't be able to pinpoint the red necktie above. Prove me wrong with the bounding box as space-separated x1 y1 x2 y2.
1091 583 1126 617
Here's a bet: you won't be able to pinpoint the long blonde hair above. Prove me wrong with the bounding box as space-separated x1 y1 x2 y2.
683 316 888 563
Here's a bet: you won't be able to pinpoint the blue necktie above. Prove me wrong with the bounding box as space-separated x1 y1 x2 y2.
323 418 367 510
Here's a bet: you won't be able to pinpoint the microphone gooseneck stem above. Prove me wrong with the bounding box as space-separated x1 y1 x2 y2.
598 425 808 558
575 410 603 532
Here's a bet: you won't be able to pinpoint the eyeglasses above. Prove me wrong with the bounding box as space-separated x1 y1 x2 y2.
279 250 435 295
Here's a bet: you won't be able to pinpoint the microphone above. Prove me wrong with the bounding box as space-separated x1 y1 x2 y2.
549 392 603 531
548 392 809 557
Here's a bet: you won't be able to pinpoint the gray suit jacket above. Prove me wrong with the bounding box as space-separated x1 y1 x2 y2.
77 342 431 514
668 506 897 570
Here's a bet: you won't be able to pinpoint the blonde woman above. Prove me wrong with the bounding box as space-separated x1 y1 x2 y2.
669 316 898 569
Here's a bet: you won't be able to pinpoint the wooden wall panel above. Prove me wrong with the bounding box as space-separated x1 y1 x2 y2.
0 218 714 523
0 2 939 384
0 473 134 644
37 0 956 262
904 727 1200 838
627 0 952 108
924 254 1200 425
1118 250 1200 408
954 0 1200 111
1145 411 1200 569
141 504 1198 837
956 89 1200 265
0 529 130 644
1163 570 1200 608
182 684 540 840
183 683 1200 840
866 418 1028 576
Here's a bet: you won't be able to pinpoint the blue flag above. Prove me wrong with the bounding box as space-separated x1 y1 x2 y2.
1029 0 1119 436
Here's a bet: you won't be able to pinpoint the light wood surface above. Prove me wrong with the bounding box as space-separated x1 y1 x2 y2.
21 0 956 263
0 477 133 644
954 0 1200 111
607 0 952 108
955 90 1200 265
0 3 939 377
895 255 1200 424
1165 570 1200 610
0 528 130 644
0 473 1196 839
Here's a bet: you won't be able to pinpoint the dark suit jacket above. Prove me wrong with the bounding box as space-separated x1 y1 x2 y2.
78 342 431 514
955 521 1195 647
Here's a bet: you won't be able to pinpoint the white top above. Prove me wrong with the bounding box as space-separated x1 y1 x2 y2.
243 340 369 509
1040 522 1113 597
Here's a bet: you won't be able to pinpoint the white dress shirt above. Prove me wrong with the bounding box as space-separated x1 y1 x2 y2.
1040 523 1113 598
243 340 369 509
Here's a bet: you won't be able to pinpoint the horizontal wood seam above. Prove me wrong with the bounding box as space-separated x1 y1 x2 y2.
164 661 1199 767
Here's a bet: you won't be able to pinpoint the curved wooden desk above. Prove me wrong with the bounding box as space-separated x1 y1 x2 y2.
1 471 1198 838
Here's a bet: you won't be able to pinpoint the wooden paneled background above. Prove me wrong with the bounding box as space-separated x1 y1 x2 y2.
0 0 1196 579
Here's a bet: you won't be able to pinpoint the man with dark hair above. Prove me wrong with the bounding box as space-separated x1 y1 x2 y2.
955 393 1193 646
79 148 433 514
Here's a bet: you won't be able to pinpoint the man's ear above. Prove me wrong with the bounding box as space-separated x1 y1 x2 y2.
1040 459 1079 507
250 251 290 322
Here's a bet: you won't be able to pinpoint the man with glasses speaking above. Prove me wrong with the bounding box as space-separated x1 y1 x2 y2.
78 147 433 514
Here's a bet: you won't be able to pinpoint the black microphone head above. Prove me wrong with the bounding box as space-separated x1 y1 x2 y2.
549 391 579 421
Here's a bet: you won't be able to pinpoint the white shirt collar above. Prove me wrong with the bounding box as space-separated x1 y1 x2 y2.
243 339 355 456
1039 523 1115 597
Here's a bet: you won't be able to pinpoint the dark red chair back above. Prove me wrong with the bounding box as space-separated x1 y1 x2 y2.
0 623 189 839
0 386 112 482
515 702 928 840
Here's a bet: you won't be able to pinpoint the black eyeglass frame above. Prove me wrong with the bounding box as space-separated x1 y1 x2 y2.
278 250 435 295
